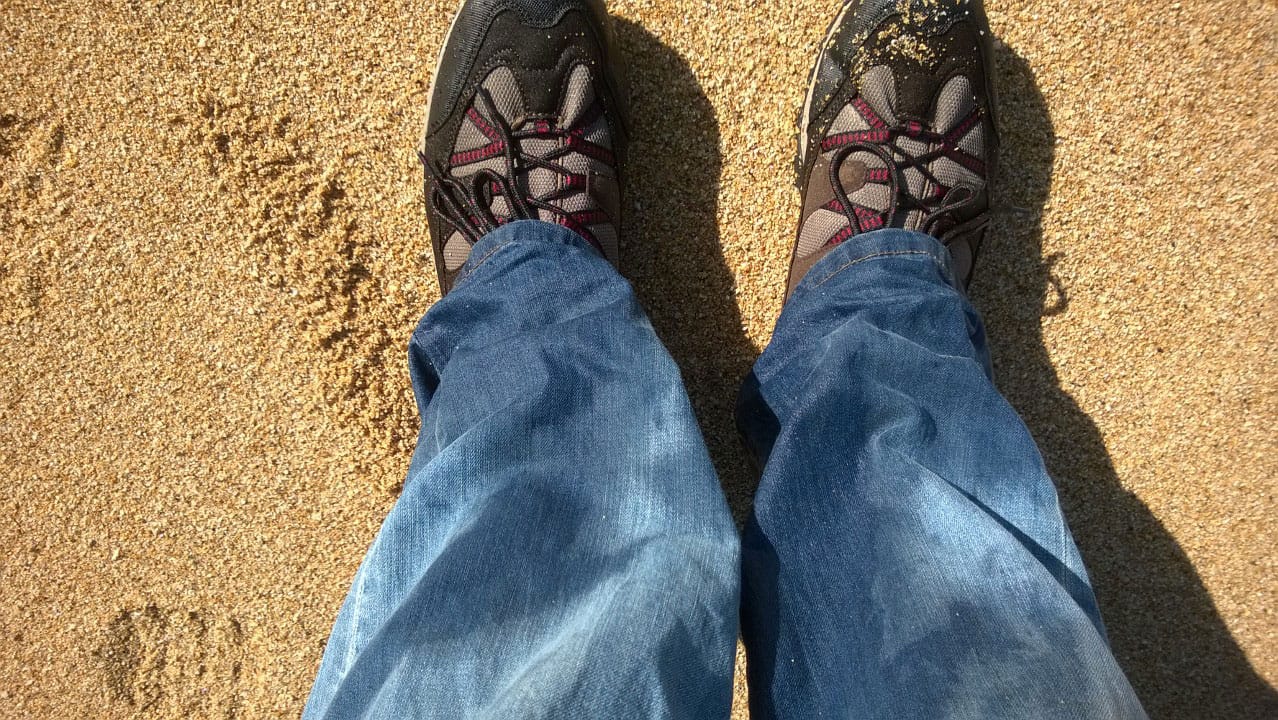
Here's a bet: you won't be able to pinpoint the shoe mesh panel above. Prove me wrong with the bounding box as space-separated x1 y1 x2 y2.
957 126 983 157
481 67 524 124
829 101 872 135
932 157 981 193
443 232 470 271
934 76 974 130
454 117 489 153
850 178 892 213
797 208 850 257
860 65 898 125
929 77 983 193
584 115 610 146
451 157 506 178
559 65 595 128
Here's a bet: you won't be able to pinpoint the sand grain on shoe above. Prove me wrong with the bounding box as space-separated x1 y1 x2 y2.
790 0 997 296
418 0 629 293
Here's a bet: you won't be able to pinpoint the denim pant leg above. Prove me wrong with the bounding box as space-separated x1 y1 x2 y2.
303 221 741 720
737 230 1147 719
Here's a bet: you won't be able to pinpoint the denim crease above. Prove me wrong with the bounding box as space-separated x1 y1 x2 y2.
304 221 1146 720
304 221 741 719
738 229 1146 720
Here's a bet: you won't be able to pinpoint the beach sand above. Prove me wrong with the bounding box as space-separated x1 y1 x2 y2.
1 0 1274 717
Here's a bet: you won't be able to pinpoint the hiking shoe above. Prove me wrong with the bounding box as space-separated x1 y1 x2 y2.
417 0 629 294
789 0 998 296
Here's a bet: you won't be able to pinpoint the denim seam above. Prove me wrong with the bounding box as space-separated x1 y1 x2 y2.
455 240 518 286
809 249 949 290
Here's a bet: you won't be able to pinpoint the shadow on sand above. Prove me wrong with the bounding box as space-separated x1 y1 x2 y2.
616 19 758 518
614 17 1274 718
979 43 1277 719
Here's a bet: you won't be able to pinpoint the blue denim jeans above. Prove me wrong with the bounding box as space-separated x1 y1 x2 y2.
303 221 1146 719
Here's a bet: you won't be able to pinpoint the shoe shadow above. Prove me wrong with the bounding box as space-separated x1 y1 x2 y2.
978 42 1278 719
615 19 759 519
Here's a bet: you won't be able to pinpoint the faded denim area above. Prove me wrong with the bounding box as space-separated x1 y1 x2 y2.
305 222 741 719
739 230 1145 719
305 222 1144 720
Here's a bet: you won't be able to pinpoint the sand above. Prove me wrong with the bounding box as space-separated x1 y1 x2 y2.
1 0 1274 717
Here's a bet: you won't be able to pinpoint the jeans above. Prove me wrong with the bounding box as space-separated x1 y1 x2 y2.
303 220 1146 719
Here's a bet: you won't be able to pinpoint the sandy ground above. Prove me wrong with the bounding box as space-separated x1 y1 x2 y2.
1 0 1274 717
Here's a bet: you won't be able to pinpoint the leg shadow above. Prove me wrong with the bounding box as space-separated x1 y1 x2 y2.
976 42 1278 719
615 20 759 520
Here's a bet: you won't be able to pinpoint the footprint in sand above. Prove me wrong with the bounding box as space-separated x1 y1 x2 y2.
94 605 246 719
0 113 67 324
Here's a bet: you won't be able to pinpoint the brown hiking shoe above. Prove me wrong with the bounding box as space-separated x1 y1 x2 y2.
789 0 999 296
417 0 630 294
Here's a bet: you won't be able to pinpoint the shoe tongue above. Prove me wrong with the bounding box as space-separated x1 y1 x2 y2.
442 232 471 272
892 69 944 122
522 144 559 202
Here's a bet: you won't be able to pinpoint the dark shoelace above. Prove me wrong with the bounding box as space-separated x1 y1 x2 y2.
421 88 608 246
825 113 987 239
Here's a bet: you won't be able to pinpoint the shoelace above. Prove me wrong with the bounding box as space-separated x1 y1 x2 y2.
420 88 610 246
824 107 987 239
